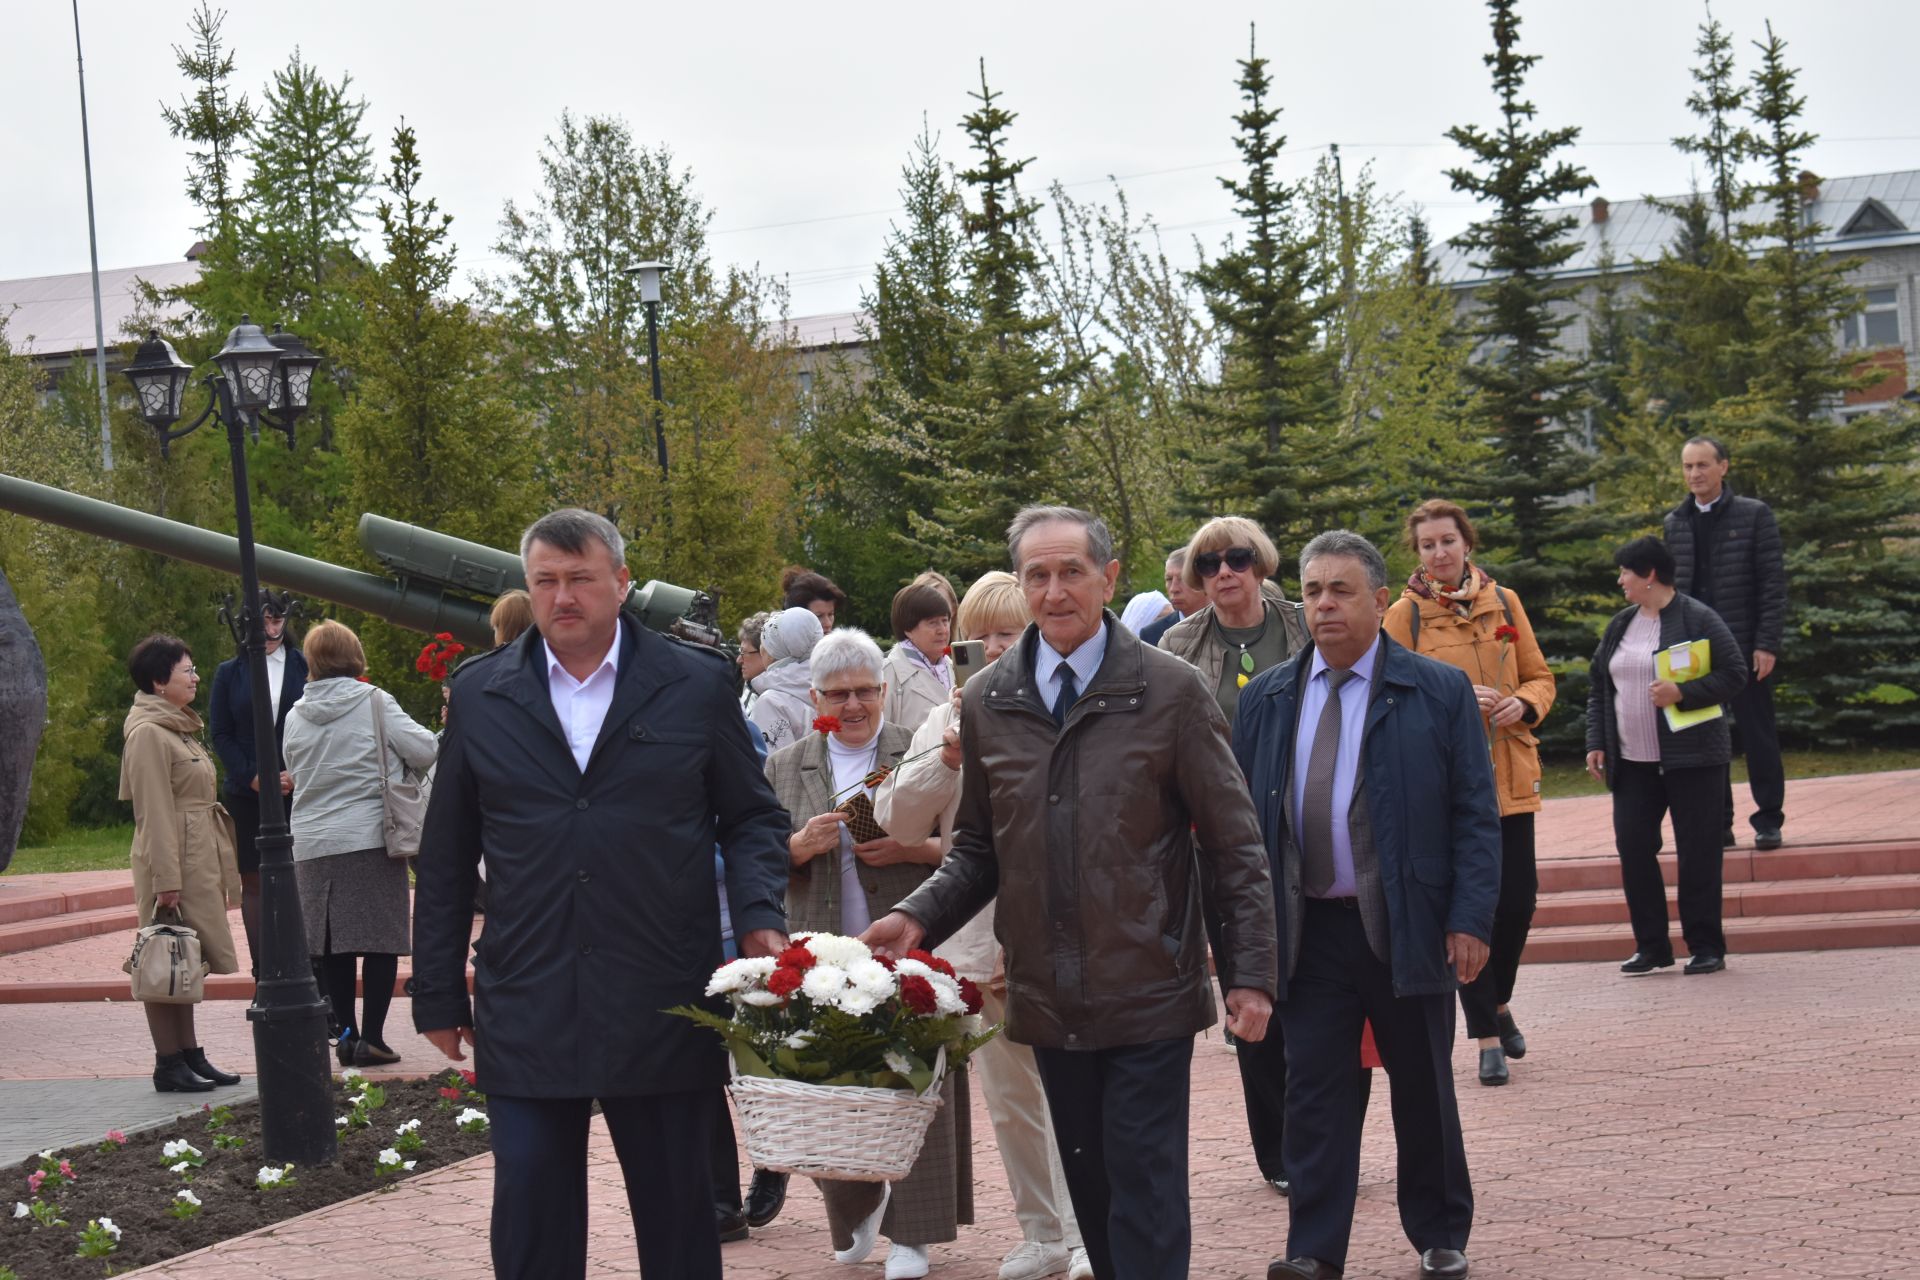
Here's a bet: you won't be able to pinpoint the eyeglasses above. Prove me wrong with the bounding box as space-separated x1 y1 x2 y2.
816 685 884 704
1194 547 1257 578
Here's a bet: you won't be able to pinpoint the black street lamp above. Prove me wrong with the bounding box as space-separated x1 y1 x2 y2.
124 317 338 1167
624 261 669 478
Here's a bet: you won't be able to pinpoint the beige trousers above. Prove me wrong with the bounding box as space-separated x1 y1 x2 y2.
974 986 1081 1248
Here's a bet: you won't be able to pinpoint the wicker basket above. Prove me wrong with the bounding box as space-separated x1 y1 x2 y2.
730 1049 946 1182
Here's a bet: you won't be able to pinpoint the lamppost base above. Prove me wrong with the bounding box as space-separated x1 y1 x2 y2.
246 992 339 1166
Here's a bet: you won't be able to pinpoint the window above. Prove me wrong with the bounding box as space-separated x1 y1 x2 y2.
1842 287 1902 349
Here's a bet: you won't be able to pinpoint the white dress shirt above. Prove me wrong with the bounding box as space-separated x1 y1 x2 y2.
1034 621 1110 714
544 633 621 772
1291 633 1383 899
826 725 887 935
265 644 287 719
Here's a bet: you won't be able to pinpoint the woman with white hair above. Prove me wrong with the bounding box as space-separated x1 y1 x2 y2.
763 627 966 1279
747 606 824 750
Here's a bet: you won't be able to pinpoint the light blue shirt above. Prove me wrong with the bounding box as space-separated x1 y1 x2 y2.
1034 621 1110 716
1291 633 1383 899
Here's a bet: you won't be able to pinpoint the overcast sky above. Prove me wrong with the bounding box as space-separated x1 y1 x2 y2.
6 0 1917 319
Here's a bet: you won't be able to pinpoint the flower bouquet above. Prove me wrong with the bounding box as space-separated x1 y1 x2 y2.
669 932 998 1182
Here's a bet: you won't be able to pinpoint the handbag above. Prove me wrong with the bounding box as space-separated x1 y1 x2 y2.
125 907 207 1004
370 693 429 860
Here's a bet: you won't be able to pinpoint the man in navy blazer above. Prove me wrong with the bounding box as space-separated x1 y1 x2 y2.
1233 531 1501 1280
208 603 306 974
412 509 791 1280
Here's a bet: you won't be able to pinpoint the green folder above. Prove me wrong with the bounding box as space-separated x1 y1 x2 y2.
1656 639 1723 731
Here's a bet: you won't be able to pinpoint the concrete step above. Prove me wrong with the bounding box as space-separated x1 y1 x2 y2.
0 904 142 956
1535 839 1920 894
1533 873 1920 929
0 880 136 927
1522 908 1920 965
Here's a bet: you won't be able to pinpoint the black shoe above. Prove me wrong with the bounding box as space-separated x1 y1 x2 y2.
1265 1175 1291 1196
1478 1045 1509 1086
1754 829 1783 851
715 1207 749 1243
1722 829 1738 848
1619 952 1674 975
1421 1247 1470 1278
1269 1260 1342 1280
353 1039 401 1066
743 1170 789 1229
1683 953 1726 975
335 1030 358 1067
181 1046 241 1086
1494 1009 1526 1059
154 1051 216 1093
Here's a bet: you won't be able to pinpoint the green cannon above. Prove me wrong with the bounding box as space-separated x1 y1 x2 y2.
0 472 717 649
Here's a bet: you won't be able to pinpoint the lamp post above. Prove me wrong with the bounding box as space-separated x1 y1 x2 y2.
124 318 337 1167
624 261 669 478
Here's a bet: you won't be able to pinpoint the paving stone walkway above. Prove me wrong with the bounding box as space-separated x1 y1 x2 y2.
0 1077 259 1168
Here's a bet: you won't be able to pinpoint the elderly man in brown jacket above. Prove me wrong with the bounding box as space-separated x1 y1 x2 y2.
865 505 1279 1280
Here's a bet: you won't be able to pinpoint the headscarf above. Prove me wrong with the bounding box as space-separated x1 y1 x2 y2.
759 606 824 665
1120 590 1173 635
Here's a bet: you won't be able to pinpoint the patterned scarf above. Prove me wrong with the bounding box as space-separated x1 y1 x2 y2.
1407 562 1490 620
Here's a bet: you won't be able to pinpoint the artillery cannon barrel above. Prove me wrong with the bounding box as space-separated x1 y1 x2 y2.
0 472 496 646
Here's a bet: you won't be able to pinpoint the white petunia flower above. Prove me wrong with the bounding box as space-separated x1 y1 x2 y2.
847 958 896 998
705 957 776 996
377 1148 402 1166
256 1165 288 1186
340 1067 363 1081
800 964 848 1003
403 1160 416 1170
175 1190 201 1206
454 1108 488 1128
335 1116 349 1128
161 1139 200 1159
738 990 783 1008
35 1150 52 1161
13 1202 29 1219
396 1119 421 1134
883 1050 914 1074
170 1161 191 1174
98 1217 121 1240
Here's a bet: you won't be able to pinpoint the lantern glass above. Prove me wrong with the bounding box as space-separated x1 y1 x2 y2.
214 316 284 413
123 330 193 429
629 260 665 305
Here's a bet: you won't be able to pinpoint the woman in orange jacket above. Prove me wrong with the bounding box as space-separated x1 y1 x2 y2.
1384 500 1556 1087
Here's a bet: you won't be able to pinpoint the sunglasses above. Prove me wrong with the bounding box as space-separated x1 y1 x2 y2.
1195 547 1257 578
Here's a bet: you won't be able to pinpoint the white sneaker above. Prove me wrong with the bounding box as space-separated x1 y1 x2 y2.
1067 1246 1093 1280
1000 1239 1071 1280
831 1183 890 1264
885 1242 931 1279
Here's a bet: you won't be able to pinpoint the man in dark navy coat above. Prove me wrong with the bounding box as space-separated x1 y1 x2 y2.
412 508 791 1280
1234 531 1500 1280
208 603 306 974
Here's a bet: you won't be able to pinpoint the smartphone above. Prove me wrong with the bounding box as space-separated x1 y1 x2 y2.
950 640 988 689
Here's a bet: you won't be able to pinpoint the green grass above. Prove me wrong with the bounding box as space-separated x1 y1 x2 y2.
8 747 1920 875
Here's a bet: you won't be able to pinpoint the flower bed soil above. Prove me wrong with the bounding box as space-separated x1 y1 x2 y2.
3 1071 492 1279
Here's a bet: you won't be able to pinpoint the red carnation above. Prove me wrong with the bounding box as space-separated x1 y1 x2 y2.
874 954 896 971
459 1069 477 1086
812 715 843 736
1493 624 1519 645
777 943 817 971
958 977 984 1016
907 948 956 979
767 967 804 998
438 1086 462 1101
899 974 938 1015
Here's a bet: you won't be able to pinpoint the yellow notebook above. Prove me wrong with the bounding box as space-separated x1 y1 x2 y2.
1655 640 1723 731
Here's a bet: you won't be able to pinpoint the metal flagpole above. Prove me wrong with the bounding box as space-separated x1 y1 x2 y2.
71 0 115 472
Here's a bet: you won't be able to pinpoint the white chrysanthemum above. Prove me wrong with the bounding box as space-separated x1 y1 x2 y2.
846 958 896 998
738 990 783 1008
892 957 935 982
705 956 776 996
835 988 881 1017
784 1030 816 1050
795 932 870 968
175 1190 201 1206
800 964 848 1003
960 1014 986 1036
883 1050 914 1074
930 975 967 1016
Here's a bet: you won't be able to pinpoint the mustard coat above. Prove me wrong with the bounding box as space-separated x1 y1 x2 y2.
120 693 241 973
1383 578 1556 816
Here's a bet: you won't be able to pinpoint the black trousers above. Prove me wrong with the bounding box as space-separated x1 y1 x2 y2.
709 1089 742 1214
490 1090 722 1280
1033 1036 1193 1280
1458 813 1538 1040
1725 670 1786 835
225 787 262 874
1280 900 1472 1270
1614 759 1728 959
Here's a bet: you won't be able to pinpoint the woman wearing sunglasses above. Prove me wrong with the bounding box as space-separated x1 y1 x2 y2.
1383 499 1555 1088
1158 516 1308 724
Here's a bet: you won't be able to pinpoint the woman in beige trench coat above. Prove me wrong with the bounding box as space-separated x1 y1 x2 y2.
120 634 244 1094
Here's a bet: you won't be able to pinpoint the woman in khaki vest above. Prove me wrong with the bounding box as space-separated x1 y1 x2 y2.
1384 500 1556 1087
120 634 243 1093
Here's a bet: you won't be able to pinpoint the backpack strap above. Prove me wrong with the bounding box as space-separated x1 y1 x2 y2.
1494 584 1516 628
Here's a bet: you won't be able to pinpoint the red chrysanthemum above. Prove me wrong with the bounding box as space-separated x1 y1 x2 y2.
812 715 843 735
899 974 938 1015
767 967 804 998
777 943 817 971
958 977 984 1016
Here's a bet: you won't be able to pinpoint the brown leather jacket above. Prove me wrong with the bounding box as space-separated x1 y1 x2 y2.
896 614 1278 1051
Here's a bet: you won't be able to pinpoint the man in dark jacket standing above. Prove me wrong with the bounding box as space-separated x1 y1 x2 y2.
412 509 791 1280
208 603 305 975
1236 531 1500 1280
1663 437 1788 849
864 505 1278 1280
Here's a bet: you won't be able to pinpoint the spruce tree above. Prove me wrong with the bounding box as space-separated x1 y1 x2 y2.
1444 0 1613 682
158 2 255 240
1182 27 1349 578
1707 24 1920 744
1671 6 1754 237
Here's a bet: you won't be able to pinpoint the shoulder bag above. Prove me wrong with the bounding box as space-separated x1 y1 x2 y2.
125 907 207 1004
370 693 429 860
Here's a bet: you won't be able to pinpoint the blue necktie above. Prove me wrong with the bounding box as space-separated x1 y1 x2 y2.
1052 664 1079 727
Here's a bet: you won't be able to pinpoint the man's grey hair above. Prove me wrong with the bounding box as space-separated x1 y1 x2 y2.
1007 505 1115 570
1299 529 1388 591
520 508 626 572
1165 546 1188 570
809 627 886 691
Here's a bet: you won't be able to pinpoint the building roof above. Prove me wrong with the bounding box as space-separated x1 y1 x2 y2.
781 310 869 351
0 258 203 358
1434 168 1920 286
